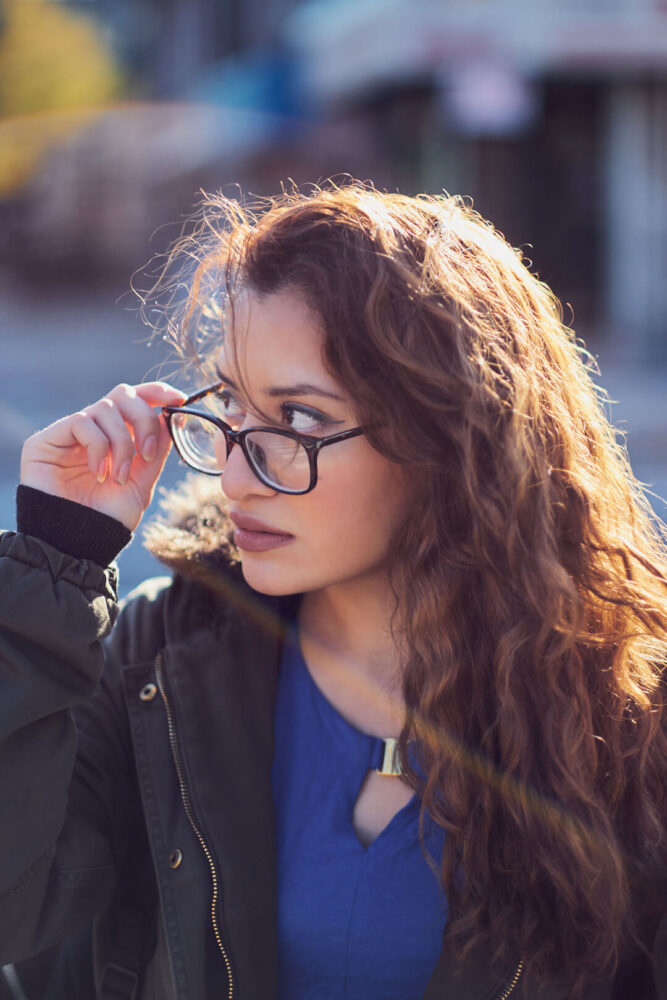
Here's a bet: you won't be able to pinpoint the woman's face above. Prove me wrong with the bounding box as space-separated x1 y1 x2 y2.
216 287 408 597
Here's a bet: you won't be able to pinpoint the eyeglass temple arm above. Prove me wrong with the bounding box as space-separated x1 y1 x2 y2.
315 426 365 448
164 381 224 409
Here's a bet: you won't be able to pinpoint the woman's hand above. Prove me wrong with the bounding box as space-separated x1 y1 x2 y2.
20 382 187 531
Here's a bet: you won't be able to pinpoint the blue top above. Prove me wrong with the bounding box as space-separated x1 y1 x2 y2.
271 627 447 1000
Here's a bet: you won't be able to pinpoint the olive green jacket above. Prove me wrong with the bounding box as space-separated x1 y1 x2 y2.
0 490 664 999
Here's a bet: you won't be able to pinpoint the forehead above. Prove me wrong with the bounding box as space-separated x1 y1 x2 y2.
220 290 324 366
217 287 328 381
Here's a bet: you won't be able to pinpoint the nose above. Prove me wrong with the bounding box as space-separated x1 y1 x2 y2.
219 440 276 501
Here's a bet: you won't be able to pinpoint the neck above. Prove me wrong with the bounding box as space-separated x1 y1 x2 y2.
297 575 406 732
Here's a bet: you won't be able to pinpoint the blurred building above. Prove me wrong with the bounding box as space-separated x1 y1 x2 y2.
1 0 667 361
0 0 306 281
287 0 667 357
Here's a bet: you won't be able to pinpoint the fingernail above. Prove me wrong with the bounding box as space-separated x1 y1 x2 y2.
142 435 157 462
118 460 131 485
97 460 106 483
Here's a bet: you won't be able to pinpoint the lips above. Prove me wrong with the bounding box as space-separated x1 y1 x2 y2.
229 511 294 553
229 511 291 534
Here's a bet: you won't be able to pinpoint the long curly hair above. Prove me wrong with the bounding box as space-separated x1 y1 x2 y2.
140 180 667 994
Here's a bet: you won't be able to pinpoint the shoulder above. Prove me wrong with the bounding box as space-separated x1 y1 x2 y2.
108 568 235 666
110 563 296 667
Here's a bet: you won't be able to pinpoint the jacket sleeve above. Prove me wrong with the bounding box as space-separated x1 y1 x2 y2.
0 529 129 963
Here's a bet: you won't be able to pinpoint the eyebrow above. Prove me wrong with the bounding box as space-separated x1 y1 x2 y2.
215 366 345 402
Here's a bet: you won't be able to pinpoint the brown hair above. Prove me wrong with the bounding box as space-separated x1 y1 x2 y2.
141 180 667 994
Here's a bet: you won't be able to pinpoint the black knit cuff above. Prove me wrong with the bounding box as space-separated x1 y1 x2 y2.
16 485 132 568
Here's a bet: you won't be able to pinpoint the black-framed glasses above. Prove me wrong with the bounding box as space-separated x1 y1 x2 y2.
163 382 364 495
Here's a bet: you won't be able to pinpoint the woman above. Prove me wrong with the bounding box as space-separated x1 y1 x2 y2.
1 181 665 1000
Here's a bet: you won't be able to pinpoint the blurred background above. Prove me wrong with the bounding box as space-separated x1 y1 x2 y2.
1 0 666 594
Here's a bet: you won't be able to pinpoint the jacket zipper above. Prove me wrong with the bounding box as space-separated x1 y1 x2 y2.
155 655 235 1000
0 965 29 1000
155 650 522 1000
495 960 524 999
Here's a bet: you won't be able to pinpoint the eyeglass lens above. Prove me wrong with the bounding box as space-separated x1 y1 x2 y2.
170 412 311 491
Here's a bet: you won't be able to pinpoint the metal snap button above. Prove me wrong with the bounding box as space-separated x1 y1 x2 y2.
139 683 157 702
169 849 183 870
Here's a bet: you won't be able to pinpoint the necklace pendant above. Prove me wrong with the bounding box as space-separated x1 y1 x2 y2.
376 737 402 776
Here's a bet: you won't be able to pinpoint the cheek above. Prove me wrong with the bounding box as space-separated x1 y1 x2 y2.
301 454 406 561
236 447 408 596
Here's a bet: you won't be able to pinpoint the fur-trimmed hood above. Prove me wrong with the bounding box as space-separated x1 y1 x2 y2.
143 474 241 584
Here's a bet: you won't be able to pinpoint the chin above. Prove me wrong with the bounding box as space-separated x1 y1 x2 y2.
239 558 306 597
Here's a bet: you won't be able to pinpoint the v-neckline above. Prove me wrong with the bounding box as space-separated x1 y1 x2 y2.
285 626 417 851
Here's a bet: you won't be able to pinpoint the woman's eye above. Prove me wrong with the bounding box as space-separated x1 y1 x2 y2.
281 403 329 433
212 390 245 421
